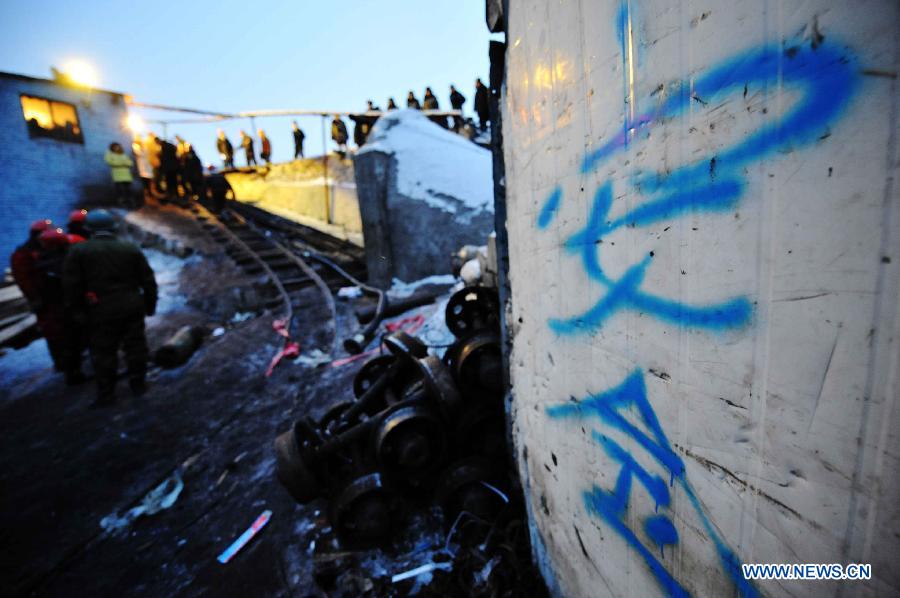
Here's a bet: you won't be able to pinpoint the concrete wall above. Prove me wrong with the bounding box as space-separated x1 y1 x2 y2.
0 74 130 263
501 1 899 596
354 110 495 287
224 156 363 246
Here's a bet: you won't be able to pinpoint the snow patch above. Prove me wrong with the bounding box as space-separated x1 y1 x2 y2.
359 110 493 219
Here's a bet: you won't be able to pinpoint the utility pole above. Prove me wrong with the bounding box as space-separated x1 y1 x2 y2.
320 115 330 223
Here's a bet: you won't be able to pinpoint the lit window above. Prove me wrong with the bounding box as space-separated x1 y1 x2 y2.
20 94 83 143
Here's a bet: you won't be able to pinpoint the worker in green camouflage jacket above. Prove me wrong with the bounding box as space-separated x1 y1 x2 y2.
63 210 157 407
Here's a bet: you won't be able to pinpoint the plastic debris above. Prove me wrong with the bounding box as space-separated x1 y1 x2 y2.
217 510 272 564
391 561 453 583
389 274 457 298
230 311 255 323
293 349 333 367
266 319 301 377
100 470 184 533
460 258 482 285
212 327 225 337
337 286 363 299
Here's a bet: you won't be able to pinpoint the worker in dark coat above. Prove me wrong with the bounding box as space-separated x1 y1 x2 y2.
386 98 398 111
159 138 180 199
423 87 447 129
240 131 257 166
449 85 466 131
474 78 490 132
183 146 205 198
406 91 421 110
331 115 348 154
292 122 305 159
349 114 366 148
259 129 272 164
34 228 85 383
216 129 235 169
63 210 157 407
205 166 233 213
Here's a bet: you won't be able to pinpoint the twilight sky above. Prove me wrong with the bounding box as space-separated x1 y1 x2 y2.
0 0 494 163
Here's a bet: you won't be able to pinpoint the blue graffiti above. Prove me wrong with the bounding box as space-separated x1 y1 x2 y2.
548 182 753 334
537 187 562 229
540 40 860 335
548 370 757 597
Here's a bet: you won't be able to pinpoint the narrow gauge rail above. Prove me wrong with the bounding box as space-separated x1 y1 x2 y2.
185 200 369 353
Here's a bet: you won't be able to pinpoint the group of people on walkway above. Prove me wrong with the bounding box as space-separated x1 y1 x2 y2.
106 133 207 206
216 127 282 169
128 133 206 203
10 210 157 407
330 79 491 154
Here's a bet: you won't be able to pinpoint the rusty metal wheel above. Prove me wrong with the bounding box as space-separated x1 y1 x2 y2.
445 286 500 338
274 426 322 504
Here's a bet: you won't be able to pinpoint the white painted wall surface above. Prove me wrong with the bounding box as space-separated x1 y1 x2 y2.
501 1 899 596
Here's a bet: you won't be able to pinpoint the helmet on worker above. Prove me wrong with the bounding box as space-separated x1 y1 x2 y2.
85 209 115 232
38 227 69 250
29 219 53 240
68 209 88 226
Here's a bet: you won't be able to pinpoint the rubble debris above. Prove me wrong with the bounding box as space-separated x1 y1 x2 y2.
265 318 301 376
99 470 184 534
389 274 457 298
294 348 333 368
274 278 547 595
217 509 272 564
153 325 205 368
391 561 453 583
337 286 364 299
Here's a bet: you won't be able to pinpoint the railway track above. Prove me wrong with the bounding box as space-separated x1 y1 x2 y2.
184 200 372 353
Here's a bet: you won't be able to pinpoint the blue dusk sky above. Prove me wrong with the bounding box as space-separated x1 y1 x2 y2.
0 0 494 163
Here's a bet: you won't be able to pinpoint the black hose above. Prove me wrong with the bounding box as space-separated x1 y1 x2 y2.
298 248 388 354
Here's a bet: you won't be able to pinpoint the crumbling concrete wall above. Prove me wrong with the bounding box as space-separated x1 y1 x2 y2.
224 156 362 246
354 110 494 287
500 1 899 596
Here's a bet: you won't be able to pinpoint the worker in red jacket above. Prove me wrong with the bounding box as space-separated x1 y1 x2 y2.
10 219 52 311
33 228 69 371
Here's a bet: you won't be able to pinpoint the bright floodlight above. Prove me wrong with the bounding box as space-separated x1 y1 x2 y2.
61 59 99 87
126 113 146 133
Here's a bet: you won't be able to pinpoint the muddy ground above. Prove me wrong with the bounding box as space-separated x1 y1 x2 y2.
1 203 544 597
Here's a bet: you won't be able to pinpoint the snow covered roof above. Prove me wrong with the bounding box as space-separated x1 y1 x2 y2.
358 109 494 216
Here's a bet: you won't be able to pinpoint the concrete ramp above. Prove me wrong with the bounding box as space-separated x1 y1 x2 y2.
224 156 362 246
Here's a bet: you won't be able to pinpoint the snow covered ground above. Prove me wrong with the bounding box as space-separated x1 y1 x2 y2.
359 110 494 221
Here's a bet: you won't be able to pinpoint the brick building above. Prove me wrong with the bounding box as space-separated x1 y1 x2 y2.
0 72 131 263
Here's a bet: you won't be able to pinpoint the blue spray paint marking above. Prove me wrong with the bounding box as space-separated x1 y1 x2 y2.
548 370 758 597
537 186 562 229
540 41 859 335
616 0 634 143
581 42 859 175
548 182 752 333
645 515 679 559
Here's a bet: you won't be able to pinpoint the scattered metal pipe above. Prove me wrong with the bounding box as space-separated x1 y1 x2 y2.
299 249 388 354
354 289 441 324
